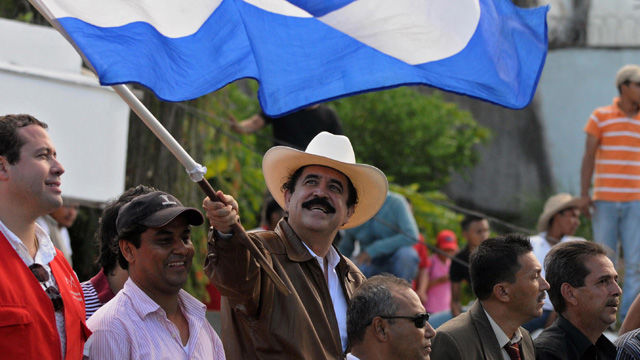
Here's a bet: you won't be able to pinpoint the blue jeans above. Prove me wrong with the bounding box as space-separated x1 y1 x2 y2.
358 246 419 282
592 200 640 319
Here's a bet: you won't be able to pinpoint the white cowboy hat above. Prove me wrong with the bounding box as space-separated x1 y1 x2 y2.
262 131 388 229
537 193 581 232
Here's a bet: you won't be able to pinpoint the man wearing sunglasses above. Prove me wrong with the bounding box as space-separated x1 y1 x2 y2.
346 274 436 360
431 234 549 360
0 114 90 360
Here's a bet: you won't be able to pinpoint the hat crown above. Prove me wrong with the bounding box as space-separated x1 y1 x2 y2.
616 64 640 87
543 193 573 213
305 131 356 164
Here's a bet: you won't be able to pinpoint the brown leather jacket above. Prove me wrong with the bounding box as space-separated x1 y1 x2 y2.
205 220 365 360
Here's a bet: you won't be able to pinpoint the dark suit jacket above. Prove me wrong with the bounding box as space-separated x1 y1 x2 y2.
431 300 535 360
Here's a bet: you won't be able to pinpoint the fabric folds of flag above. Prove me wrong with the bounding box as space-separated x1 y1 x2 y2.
30 0 549 116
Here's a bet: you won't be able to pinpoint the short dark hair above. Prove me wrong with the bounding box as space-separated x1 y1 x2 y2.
0 114 48 164
470 234 533 300
97 185 156 272
347 275 410 349
544 241 607 314
461 214 487 232
281 165 358 208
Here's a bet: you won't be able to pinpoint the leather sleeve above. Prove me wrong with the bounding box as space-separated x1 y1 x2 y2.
204 229 268 317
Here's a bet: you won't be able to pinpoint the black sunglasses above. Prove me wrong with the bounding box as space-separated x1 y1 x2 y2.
29 263 64 312
379 313 430 329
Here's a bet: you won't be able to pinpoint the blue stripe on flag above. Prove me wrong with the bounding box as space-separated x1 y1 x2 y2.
53 0 548 116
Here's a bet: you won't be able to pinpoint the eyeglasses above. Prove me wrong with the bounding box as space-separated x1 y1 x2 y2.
379 313 430 329
29 263 64 312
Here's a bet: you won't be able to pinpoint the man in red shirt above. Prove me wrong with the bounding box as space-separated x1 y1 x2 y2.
0 114 89 359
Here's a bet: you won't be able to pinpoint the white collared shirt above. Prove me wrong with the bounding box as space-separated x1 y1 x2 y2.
302 242 349 351
484 308 523 360
0 219 66 358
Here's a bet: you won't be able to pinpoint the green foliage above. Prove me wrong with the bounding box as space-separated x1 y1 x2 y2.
333 87 490 190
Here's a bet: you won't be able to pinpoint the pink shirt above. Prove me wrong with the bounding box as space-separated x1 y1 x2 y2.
426 254 452 313
86 278 225 359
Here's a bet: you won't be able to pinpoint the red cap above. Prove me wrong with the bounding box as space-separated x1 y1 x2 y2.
436 230 458 251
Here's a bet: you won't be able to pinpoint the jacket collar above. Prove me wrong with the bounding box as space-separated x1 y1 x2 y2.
276 220 351 275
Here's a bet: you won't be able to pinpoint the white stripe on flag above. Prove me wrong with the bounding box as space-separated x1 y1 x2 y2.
596 159 640 166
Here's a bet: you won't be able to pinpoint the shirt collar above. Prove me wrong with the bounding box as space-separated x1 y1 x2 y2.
484 307 523 347
302 241 340 270
556 315 606 354
123 278 207 320
0 218 57 266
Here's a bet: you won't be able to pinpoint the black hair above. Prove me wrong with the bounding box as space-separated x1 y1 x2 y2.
0 114 48 164
470 234 533 300
281 165 358 208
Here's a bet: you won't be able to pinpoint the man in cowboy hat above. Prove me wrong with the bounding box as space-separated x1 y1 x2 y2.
203 131 388 359
523 193 585 332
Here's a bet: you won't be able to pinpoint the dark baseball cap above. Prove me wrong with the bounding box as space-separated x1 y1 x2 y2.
116 191 204 235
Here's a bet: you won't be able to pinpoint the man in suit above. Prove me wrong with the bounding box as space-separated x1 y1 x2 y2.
431 234 549 360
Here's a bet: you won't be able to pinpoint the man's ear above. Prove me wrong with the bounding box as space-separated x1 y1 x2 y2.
119 239 135 265
493 282 511 302
283 189 292 212
372 317 389 342
0 156 9 181
561 283 578 306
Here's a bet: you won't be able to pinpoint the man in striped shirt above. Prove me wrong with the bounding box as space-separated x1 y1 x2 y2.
86 191 225 359
580 64 640 320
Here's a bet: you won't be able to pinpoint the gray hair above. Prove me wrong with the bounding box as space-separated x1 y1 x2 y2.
346 274 410 349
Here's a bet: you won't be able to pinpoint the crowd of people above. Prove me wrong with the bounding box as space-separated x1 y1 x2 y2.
2 63 640 360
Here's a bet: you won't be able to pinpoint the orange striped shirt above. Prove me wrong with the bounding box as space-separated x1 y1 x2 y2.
585 97 640 201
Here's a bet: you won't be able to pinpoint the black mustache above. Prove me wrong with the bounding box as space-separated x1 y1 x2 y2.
606 299 619 307
302 197 335 213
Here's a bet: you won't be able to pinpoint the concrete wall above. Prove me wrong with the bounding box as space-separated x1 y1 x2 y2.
0 18 130 204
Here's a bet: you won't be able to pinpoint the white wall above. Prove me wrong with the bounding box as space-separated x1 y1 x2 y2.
0 18 129 204
537 48 640 193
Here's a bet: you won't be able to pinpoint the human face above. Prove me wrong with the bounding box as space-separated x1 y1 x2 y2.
50 204 78 228
123 215 195 297
284 165 354 236
573 255 621 328
507 252 550 322
550 207 580 237
463 219 490 248
2 125 64 215
387 287 436 360
621 81 640 104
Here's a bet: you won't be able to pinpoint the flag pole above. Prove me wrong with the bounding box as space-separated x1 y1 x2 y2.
27 0 291 296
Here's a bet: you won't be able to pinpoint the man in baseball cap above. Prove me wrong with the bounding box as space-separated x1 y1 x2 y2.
86 191 225 359
203 131 388 359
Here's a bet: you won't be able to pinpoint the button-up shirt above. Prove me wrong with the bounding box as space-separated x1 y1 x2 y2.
86 278 225 359
302 242 349 350
534 314 616 360
485 309 523 360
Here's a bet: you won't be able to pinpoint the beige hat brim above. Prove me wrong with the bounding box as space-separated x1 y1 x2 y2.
536 197 582 232
262 146 388 229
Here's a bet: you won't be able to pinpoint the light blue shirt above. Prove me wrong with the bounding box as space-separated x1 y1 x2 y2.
339 192 418 259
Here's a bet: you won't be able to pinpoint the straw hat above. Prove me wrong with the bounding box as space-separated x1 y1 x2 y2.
536 193 581 232
262 132 388 229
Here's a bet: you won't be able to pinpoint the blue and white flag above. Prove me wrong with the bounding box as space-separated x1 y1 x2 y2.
31 0 549 116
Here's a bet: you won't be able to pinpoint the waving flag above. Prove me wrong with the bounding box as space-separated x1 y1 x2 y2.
31 0 549 116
